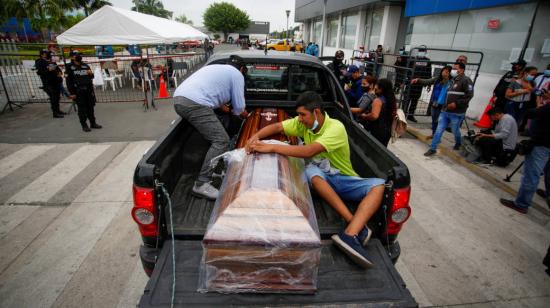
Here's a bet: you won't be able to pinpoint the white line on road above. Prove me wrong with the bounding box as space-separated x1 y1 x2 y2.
6 144 110 204
0 145 55 180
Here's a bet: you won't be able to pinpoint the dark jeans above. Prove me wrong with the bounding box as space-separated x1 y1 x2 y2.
431 104 443 135
76 89 97 126
174 96 229 184
516 145 550 209
45 84 61 115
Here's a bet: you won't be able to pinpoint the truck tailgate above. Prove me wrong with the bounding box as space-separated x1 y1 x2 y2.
139 239 417 307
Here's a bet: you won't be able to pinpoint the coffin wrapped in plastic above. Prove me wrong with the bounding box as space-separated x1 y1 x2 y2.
198 147 321 294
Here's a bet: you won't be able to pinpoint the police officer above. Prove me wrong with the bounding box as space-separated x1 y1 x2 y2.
327 50 347 87
36 49 65 118
404 46 432 122
493 59 526 110
65 51 102 132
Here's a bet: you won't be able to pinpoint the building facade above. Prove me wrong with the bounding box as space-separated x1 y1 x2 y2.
296 0 549 119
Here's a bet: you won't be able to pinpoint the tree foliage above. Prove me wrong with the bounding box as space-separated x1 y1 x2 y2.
73 0 112 17
174 14 193 26
131 0 172 19
2 0 76 33
203 2 250 39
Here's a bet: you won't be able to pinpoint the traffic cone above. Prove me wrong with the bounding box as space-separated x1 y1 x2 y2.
156 75 169 99
474 97 495 129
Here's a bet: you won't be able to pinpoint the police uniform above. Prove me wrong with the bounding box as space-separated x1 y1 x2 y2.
35 52 64 117
405 55 432 119
65 59 101 131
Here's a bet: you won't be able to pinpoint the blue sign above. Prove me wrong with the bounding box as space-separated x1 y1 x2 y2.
405 0 532 17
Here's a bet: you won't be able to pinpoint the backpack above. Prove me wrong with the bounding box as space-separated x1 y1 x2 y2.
391 108 407 143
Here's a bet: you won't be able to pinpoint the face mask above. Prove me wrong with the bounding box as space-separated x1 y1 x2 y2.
450 70 458 77
544 70 550 77
399 50 405 55
361 86 370 92
526 75 534 82
75 55 82 63
309 113 319 132
417 52 426 57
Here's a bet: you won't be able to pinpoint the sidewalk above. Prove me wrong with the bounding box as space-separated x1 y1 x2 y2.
406 115 550 218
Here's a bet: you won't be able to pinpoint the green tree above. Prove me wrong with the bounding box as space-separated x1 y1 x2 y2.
3 0 77 40
131 0 172 19
65 13 86 28
174 14 193 26
73 0 112 17
203 2 250 41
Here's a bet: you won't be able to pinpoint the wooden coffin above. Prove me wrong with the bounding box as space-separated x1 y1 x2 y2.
199 108 321 294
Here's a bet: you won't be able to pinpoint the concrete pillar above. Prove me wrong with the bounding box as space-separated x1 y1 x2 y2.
356 9 368 49
336 12 343 49
379 5 402 54
319 0 327 56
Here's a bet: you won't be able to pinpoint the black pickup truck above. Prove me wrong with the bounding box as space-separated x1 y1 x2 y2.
132 51 416 307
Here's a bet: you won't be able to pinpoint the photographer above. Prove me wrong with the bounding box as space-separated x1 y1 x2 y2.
474 107 517 166
500 103 550 214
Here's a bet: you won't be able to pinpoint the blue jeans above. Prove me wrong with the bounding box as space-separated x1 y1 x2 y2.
515 146 550 209
305 164 385 202
431 104 443 135
431 111 465 151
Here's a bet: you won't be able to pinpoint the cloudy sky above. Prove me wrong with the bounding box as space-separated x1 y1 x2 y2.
109 0 300 32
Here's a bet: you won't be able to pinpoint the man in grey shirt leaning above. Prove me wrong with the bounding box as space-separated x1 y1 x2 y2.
173 55 249 200
474 107 518 166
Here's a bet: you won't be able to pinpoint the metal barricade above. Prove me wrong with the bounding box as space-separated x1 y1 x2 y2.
0 41 206 114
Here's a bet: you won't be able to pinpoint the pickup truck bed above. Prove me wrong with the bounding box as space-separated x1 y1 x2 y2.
139 240 416 307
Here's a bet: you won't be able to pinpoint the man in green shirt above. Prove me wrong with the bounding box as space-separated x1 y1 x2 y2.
246 91 385 268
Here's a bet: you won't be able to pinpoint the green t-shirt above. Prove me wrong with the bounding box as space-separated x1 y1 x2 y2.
282 113 358 176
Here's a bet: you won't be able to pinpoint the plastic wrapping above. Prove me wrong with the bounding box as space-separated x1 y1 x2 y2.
198 143 321 294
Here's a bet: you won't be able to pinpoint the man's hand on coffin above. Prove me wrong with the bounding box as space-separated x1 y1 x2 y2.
249 141 326 158
239 110 249 119
219 104 231 113
247 140 274 154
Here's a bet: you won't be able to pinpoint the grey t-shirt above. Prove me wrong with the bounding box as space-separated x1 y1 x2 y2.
357 93 376 112
494 114 518 150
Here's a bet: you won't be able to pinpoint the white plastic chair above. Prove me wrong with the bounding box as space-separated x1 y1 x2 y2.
142 66 156 91
102 70 116 91
108 69 124 88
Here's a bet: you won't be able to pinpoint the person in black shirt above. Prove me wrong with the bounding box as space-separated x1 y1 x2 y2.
327 50 347 87
493 59 526 110
403 46 432 122
360 78 396 146
65 51 102 132
35 50 65 118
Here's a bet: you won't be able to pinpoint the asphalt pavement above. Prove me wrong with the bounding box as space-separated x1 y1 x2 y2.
0 44 549 307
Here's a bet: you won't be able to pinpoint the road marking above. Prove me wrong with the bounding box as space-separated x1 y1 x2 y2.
0 145 55 180
0 141 153 308
0 205 39 238
6 144 110 204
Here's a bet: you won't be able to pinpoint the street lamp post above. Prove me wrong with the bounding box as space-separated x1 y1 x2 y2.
286 10 291 39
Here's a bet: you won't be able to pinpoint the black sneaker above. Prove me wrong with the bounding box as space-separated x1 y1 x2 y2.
536 189 546 199
357 225 372 247
90 123 102 129
499 198 527 214
332 231 374 268
53 113 64 118
82 124 91 132
453 144 461 150
424 149 436 156
407 115 417 123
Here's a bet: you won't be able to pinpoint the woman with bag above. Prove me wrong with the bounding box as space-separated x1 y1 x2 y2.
358 78 396 146
411 65 452 138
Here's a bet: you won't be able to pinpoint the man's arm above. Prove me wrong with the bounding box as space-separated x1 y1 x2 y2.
245 122 284 152
249 141 326 158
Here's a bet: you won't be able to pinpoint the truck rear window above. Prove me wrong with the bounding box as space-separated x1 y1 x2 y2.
245 63 330 101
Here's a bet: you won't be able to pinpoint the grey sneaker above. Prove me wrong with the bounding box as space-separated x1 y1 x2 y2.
192 182 219 200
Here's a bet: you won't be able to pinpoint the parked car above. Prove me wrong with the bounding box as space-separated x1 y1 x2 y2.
180 40 202 48
267 39 303 52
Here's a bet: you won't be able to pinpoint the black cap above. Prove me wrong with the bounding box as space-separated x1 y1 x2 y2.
511 59 527 66
335 50 344 59
39 49 51 56
228 55 245 68
69 50 81 57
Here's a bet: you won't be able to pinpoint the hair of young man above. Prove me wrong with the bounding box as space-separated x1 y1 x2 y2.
296 91 324 113
523 66 537 74
454 62 466 70
487 107 504 116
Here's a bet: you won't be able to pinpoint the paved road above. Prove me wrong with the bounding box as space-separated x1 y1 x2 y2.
0 137 548 307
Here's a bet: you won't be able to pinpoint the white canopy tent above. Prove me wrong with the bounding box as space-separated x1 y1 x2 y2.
57 6 208 45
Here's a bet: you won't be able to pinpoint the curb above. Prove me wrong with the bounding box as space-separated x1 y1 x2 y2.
406 126 550 217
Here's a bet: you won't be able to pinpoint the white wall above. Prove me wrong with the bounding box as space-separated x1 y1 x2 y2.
379 6 401 54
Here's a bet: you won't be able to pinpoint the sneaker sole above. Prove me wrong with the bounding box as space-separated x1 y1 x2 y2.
362 226 372 247
191 190 217 201
331 234 374 269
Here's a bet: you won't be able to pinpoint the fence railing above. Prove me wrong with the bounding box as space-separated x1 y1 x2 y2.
0 40 206 113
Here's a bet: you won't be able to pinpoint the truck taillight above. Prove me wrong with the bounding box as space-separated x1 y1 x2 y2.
132 185 158 237
387 187 411 235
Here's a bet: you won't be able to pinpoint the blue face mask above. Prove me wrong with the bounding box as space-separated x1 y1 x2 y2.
309 114 319 132
545 70 550 77
526 75 535 82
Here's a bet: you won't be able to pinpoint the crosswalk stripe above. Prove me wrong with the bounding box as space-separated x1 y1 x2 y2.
0 145 55 180
6 144 110 204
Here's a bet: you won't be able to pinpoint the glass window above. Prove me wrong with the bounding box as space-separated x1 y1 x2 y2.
326 16 339 47
312 20 322 43
245 64 289 100
368 9 384 50
340 14 358 49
